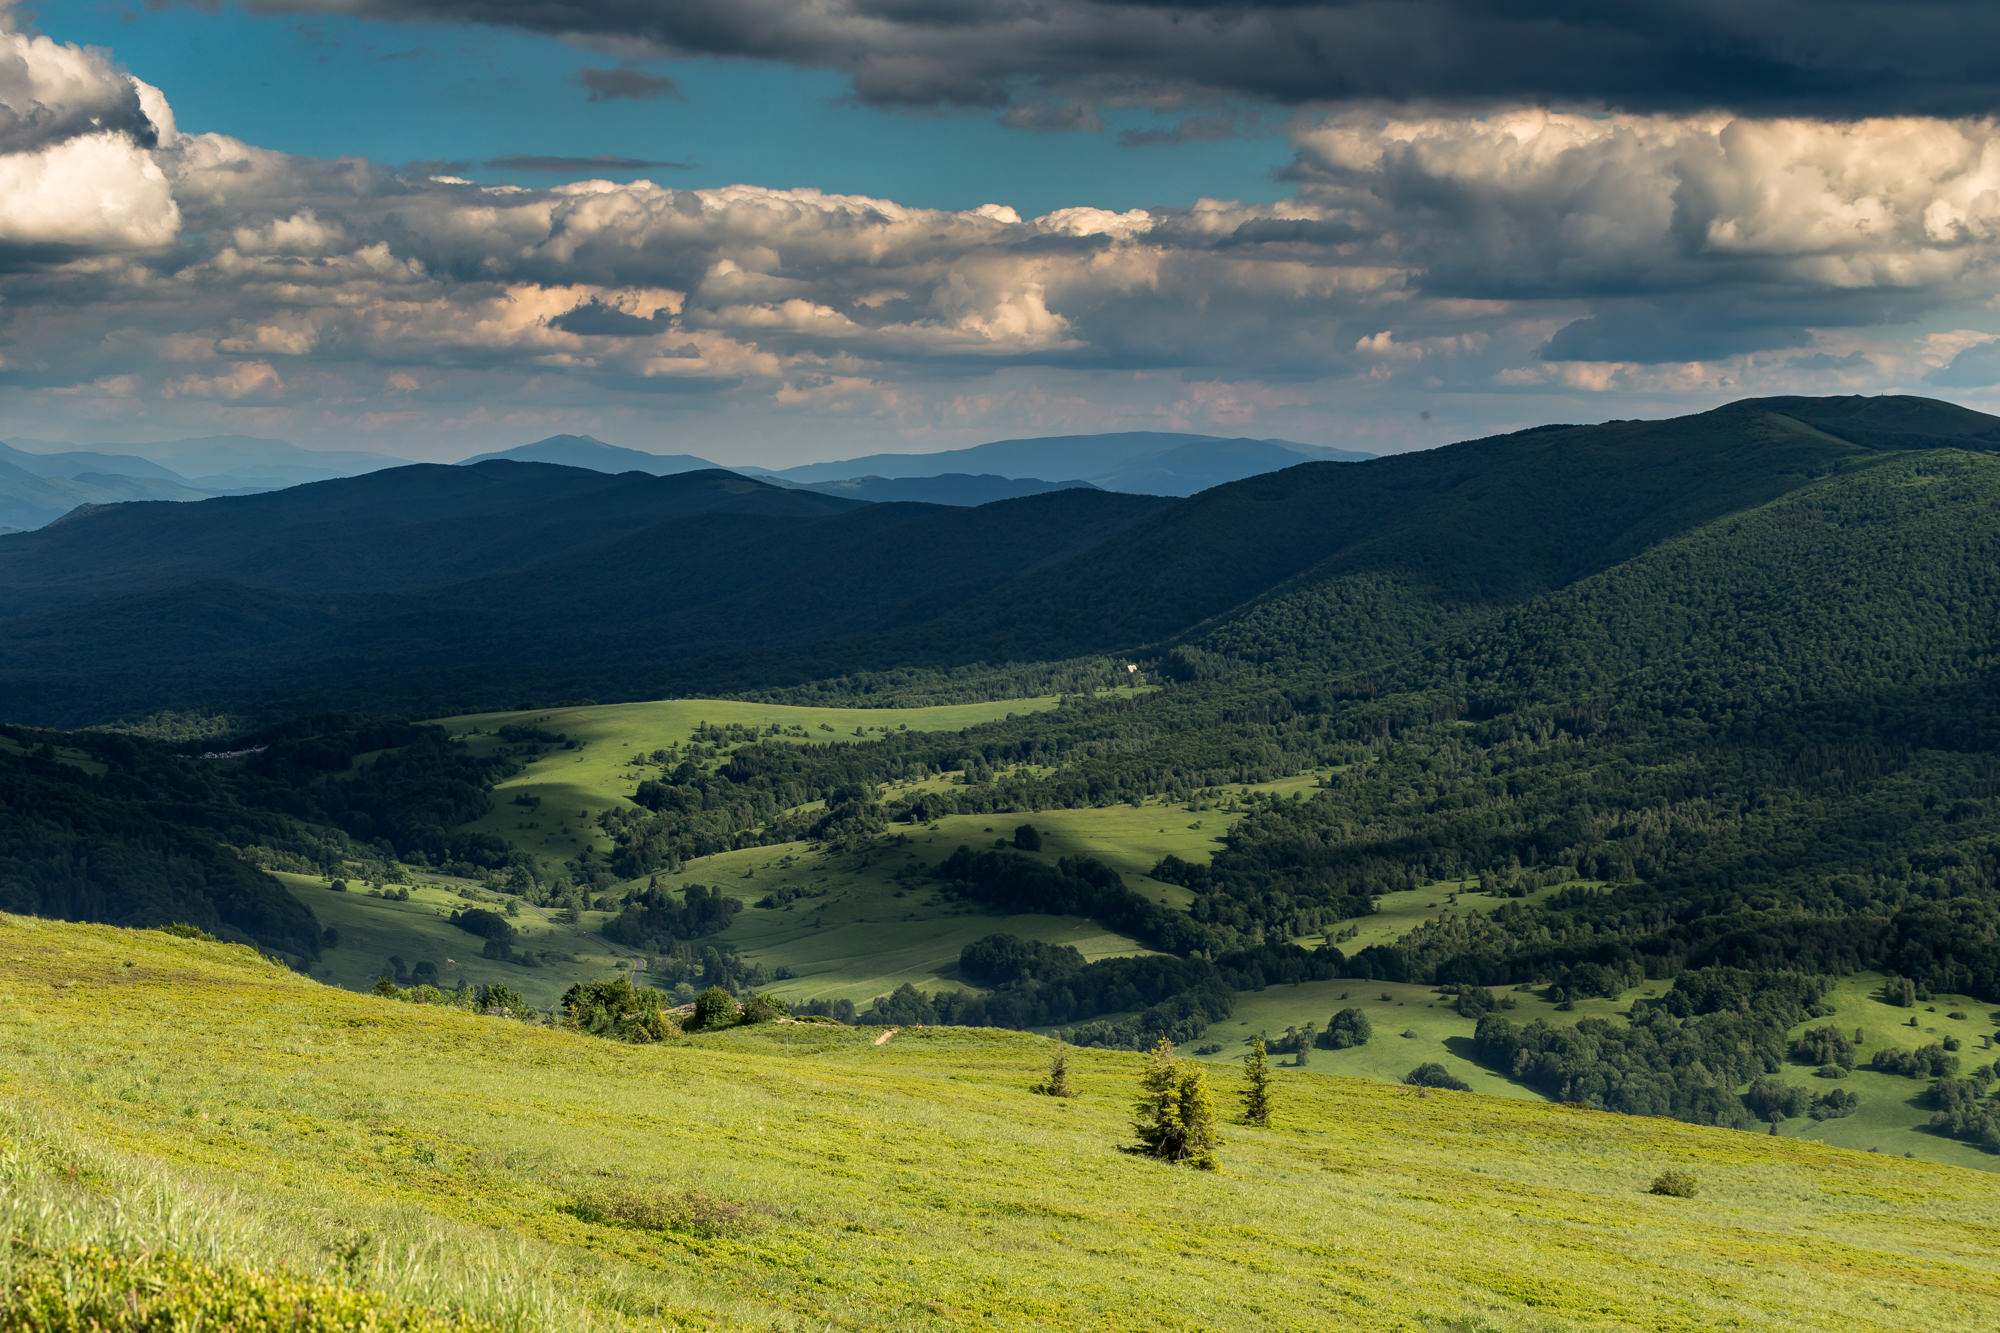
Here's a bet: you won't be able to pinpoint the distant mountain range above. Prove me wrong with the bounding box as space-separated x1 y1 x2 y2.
0 462 1170 724
0 427 1369 532
463 430 1366 499
754 431 1375 496
0 436 412 530
455 434 718 475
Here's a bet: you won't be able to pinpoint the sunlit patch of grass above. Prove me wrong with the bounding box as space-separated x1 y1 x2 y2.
7 912 2000 1330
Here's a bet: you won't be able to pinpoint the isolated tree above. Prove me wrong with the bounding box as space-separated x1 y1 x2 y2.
1132 1038 1220 1169
1036 1039 1076 1097
1013 823 1043 851
1240 1036 1273 1126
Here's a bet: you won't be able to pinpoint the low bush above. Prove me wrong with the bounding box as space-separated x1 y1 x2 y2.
1648 1170 1699 1198
570 1183 771 1239
1403 1063 1470 1091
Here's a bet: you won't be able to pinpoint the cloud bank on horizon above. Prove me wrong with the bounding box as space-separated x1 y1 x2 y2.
9 1 2000 461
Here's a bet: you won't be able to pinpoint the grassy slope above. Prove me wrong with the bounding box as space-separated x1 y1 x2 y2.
280 872 636 1010
6 913 2000 1333
433 696 1074 866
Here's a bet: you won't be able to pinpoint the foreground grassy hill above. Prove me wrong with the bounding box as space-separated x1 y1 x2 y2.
4 914 1996 1332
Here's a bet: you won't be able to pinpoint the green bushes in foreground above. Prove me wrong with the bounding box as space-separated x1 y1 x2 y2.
0 1246 493 1333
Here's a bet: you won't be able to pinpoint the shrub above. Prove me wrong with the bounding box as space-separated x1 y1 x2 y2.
1809 1089 1860 1121
1884 976 1918 1007
739 993 790 1024
1012 823 1042 851
571 1183 771 1239
159 923 218 943
1648 1170 1699 1198
1404 1063 1470 1091
688 986 741 1031
1318 1007 1372 1049
560 977 681 1043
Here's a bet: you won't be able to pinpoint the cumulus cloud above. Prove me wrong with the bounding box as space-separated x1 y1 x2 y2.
22 4 2000 457
211 1 2000 116
0 13 179 262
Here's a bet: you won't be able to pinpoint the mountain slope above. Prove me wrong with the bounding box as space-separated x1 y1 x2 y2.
0 469 1168 725
456 433 718 474
7 913 1999 1332
866 401 1868 673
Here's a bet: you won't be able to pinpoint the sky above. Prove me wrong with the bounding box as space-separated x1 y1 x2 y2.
10 1 2000 465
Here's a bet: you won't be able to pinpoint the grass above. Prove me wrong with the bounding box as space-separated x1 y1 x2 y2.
1187 976 1671 1097
1767 972 2000 1170
432 696 1079 868
281 873 634 1010
7 912 2000 1332
630 783 1330 1006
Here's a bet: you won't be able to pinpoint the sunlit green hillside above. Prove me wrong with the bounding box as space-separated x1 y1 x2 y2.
5 913 1997 1332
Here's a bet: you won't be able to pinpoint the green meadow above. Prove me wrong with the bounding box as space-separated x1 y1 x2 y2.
432 696 1076 866
7 912 2000 1332
281 873 638 1010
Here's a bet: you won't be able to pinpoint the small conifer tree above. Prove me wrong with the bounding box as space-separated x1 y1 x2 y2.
1132 1038 1220 1169
1036 1039 1076 1097
1240 1036 1273 1126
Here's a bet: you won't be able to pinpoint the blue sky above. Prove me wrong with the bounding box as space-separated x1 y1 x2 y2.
57 2 1293 215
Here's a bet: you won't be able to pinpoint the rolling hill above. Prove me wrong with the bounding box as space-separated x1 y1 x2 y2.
6 912 1998 1331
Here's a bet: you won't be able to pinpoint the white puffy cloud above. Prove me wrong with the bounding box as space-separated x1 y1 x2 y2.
0 16 179 260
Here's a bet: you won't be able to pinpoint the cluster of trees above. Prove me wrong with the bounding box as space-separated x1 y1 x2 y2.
1928 1069 2000 1150
861 933 1342 1048
1471 969 1833 1126
935 848 1216 955
599 882 740 954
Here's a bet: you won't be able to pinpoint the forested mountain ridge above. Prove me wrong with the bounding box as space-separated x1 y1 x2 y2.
0 468 1168 726
0 395 1982 729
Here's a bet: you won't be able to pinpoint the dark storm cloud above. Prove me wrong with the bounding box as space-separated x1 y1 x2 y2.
225 0 2000 115
550 299 673 336
575 63 682 102
484 153 690 172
